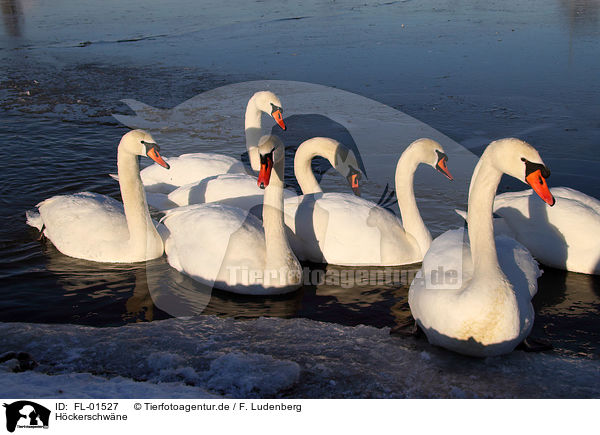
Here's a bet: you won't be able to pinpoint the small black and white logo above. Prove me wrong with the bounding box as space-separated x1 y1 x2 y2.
3 401 50 433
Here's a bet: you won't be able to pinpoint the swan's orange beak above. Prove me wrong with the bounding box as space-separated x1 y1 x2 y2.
348 173 360 196
526 169 555 206
257 153 274 189
272 109 286 131
436 154 453 180
147 146 170 169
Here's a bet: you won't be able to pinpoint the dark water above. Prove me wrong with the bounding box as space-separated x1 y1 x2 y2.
1 0 599 359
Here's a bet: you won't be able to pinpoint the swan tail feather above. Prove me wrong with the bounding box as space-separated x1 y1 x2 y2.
455 209 467 220
25 209 43 231
378 183 389 202
109 173 119 181
376 183 398 213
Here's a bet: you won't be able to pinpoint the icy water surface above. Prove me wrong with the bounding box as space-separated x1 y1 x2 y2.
1 0 599 366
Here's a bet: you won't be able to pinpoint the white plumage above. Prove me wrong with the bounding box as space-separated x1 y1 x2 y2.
26 130 169 263
136 91 286 208
164 137 361 216
284 138 453 266
141 153 244 194
167 173 297 212
493 187 600 275
409 138 554 357
162 203 268 292
161 136 302 295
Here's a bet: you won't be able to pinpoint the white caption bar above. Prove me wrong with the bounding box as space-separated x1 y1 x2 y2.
0 399 593 434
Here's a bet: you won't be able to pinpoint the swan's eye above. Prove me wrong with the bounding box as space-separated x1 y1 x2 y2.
270 103 283 115
142 140 169 169
141 140 160 154
524 159 551 179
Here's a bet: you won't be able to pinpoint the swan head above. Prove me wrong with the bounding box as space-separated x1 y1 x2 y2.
257 135 284 189
487 138 554 206
333 145 366 196
121 129 170 169
409 138 453 180
251 91 286 131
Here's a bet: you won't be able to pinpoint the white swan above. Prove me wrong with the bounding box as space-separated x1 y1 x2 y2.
284 138 453 266
165 172 297 213
491 187 600 275
26 130 170 263
138 90 286 195
409 138 555 357
165 137 363 213
161 135 302 295
292 137 363 196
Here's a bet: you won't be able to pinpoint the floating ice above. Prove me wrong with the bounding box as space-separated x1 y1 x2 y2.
0 316 597 398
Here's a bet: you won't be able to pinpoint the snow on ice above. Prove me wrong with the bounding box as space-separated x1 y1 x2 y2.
0 316 598 398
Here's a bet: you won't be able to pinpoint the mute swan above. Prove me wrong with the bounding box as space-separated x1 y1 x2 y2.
164 172 297 212
161 135 302 295
26 130 170 263
165 137 363 213
284 138 453 266
491 187 600 275
409 138 555 357
137 90 286 195
292 137 363 196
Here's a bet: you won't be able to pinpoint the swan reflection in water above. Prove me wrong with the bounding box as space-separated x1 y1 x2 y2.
145 259 416 329
40 223 412 326
532 266 600 356
1 0 23 38
36 235 599 356
42 242 169 324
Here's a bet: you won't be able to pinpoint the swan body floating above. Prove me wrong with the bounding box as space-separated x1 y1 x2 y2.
141 152 244 194
161 135 302 295
166 172 297 212
409 138 555 357
492 187 600 275
285 138 453 266
166 137 362 214
136 90 286 196
26 130 170 263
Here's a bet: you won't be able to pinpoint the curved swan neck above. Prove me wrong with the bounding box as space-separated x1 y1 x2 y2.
262 151 295 267
117 145 161 254
294 138 341 195
245 95 263 172
394 146 432 255
467 153 502 276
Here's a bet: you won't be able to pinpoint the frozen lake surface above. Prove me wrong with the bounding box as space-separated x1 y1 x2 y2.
2 316 599 398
